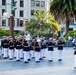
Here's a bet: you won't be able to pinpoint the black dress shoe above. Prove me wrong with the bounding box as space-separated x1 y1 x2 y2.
4 57 7 59
28 59 31 61
74 67 76 69
42 56 46 58
32 57 35 59
16 60 20 61
9 58 13 60
24 61 29 63
2 54 4 56
20 58 23 59
36 61 40 63
39 58 42 60
58 59 62 61
49 60 53 62
14 57 16 58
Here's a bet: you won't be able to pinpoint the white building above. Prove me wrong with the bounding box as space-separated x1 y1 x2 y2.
0 0 51 31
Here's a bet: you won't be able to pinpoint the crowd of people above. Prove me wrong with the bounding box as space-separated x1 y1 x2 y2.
0 34 76 68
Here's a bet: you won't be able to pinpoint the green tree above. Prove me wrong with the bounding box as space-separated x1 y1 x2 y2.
50 0 76 34
26 10 61 37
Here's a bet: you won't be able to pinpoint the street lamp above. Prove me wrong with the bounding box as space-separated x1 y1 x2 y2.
3 1 17 38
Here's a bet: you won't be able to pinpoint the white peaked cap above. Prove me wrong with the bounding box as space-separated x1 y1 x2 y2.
49 38 53 40
37 38 41 42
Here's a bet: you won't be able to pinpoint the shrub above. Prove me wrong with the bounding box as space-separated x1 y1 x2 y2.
64 30 76 40
0 28 23 38
0 29 9 38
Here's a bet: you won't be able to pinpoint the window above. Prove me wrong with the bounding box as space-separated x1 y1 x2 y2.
17 19 19 26
8 18 10 26
36 10 39 13
19 20 23 27
36 10 44 14
14 20 15 27
11 10 15 16
41 1 45 7
2 0 6 5
20 0 24 7
31 0 35 6
31 10 35 15
8 19 15 26
36 1 40 7
2 9 5 16
2 19 6 26
20 10 24 17
12 0 14 2
12 0 14 3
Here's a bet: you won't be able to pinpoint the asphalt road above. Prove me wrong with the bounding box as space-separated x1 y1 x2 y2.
0 47 76 75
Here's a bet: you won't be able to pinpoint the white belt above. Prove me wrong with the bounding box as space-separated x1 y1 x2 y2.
48 46 53 47
24 46 28 47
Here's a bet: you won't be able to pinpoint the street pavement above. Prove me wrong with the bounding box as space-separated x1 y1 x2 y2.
0 47 76 75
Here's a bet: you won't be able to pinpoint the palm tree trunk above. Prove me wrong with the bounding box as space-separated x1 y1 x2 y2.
65 12 69 34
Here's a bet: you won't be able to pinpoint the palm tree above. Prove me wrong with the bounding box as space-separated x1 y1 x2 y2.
50 0 76 34
26 10 61 37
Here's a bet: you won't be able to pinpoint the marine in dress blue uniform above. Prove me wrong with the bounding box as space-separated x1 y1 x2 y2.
57 38 65 61
13 37 17 58
15 37 22 61
2 37 9 59
1 37 4 56
9 38 14 60
73 39 76 69
42 40 46 58
48 38 55 62
39 40 46 60
30 40 35 59
19 37 24 59
35 42 41 63
23 39 29 63
39 41 43 60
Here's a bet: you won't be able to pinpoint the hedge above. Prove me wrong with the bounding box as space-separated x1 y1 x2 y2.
64 30 76 40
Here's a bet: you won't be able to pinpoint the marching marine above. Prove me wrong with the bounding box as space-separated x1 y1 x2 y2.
40 39 46 60
57 38 65 61
73 38 76 69
34 41 41 63
30 39 35 59
22 39 29 63
19 36 24 59
2 36 9 59
15 37 22 61
1 36 4 56
9 38 14 60
48 38 55 62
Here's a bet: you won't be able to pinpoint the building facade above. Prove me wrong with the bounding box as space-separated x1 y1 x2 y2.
0 0 51 31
